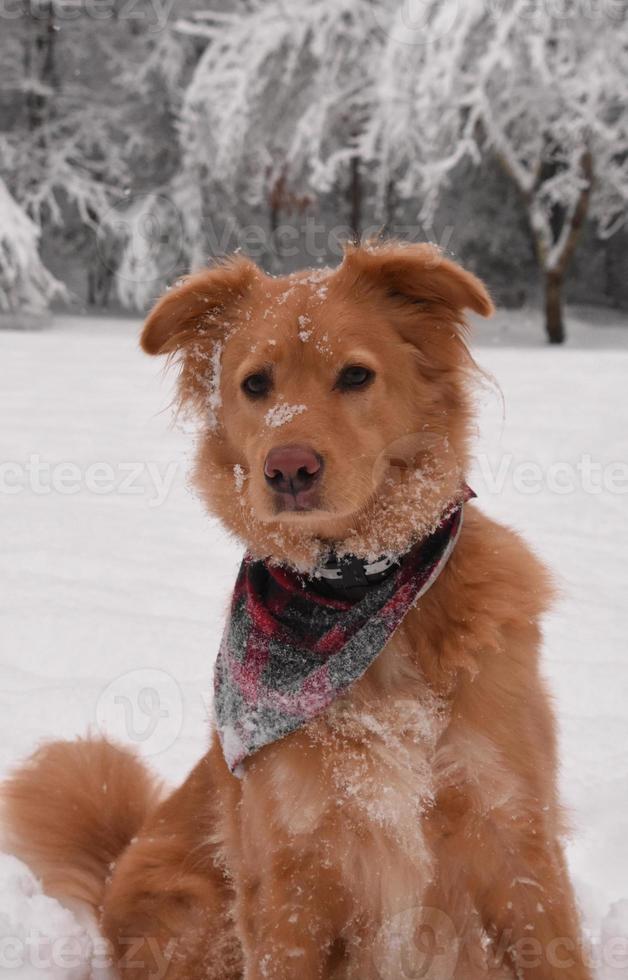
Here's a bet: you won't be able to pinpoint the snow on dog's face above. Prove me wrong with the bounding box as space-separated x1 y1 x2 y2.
141 243 492 568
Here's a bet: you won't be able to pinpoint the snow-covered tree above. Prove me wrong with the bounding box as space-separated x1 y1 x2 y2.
108 26 195 309
365 0 628 343
0 178 65 317
175 0 382 254
114 189 190 311
0 0 193 310
0 3 128 222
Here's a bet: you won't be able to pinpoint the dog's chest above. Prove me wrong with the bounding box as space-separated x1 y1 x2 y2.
267 688 447 902
265 679 518 927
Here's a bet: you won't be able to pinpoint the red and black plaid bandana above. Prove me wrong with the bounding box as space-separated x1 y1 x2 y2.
215 491 472 774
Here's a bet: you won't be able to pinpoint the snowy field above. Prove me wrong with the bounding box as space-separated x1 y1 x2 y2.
0 309 627 977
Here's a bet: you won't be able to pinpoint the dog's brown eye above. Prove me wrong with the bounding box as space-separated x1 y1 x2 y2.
336 365 374 391
242 372 272 398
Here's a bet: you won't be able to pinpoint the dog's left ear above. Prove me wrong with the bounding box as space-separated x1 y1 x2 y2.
338 242 494 320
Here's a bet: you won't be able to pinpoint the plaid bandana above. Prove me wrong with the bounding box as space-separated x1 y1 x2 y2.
215 492 471 774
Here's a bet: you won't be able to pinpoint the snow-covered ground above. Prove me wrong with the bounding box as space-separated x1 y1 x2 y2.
0 309 627 978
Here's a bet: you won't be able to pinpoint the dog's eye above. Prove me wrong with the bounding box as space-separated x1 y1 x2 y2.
336 365 375 391
242 372 272 399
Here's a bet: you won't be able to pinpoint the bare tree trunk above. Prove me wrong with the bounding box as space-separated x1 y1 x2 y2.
269 177 282 236
536 151 593 344
25 0 58 131
544 269 565 344
492 134 593 344
348 155 362 242
381 179 397 236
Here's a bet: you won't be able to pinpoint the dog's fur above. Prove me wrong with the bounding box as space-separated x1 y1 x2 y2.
3 243 591 979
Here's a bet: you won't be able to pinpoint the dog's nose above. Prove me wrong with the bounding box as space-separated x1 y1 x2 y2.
264 445 323 495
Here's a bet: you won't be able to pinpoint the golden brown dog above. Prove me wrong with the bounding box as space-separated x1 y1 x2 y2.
3 243 592 979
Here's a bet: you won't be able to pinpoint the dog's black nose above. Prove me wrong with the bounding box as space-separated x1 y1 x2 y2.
264 445 323 495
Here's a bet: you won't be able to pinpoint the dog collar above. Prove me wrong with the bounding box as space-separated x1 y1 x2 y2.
312 483 475 598
214 488 473 775
312 553 399 593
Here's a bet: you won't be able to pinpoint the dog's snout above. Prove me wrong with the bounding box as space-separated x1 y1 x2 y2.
264 445 323 495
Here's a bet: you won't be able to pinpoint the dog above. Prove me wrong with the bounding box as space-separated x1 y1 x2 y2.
3 242 591 979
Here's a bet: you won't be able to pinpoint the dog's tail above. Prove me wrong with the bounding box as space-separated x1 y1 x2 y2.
2 737 162 911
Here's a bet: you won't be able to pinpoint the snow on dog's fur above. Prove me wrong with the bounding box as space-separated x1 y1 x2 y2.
3 243 591 979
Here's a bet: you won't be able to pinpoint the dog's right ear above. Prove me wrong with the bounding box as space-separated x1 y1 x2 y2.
140 257 259 356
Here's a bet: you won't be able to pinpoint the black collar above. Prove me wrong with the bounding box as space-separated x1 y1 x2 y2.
309 485 475 602
312 552 400 598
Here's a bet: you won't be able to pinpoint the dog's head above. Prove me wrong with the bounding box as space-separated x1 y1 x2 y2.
141 242 492 568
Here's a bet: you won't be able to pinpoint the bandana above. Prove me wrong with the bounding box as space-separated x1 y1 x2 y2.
214 491 472 774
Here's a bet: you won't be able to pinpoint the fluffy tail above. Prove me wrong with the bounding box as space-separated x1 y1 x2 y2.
2 738 162 910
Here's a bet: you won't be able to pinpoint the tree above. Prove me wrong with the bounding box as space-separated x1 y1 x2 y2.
175 0 381 258
0 177 65 318
0 0 193 311
365 0 628 343
1 5 126 226
110 27 195 308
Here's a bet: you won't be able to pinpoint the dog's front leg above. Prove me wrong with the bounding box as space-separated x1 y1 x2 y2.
477 836 593 980
433 800 593 980
237 853 347 980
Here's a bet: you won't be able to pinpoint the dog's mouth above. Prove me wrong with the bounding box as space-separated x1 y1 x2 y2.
271 485 322 514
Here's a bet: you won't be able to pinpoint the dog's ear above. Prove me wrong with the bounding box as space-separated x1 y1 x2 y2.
140 257 259 356
338 242 493 320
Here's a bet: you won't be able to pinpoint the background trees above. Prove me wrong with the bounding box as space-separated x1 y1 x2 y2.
365 0 628 343
0 0 193 311
176 1 380 260
0 0 627 342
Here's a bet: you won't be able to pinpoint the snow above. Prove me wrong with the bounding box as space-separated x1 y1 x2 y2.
264 401 307 428
205 339 224 431
233 463 246 493
0 855 111 979
0 311 627 977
